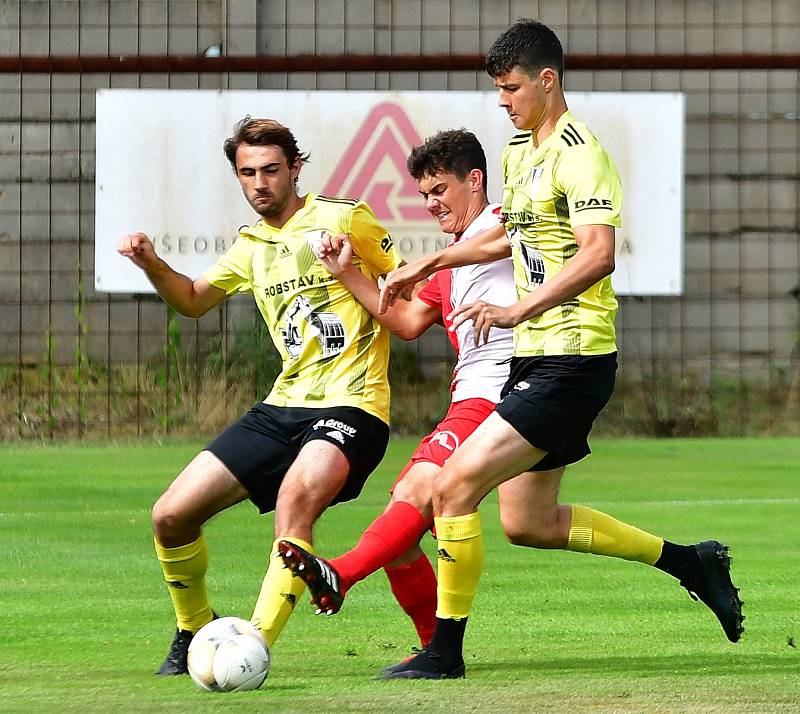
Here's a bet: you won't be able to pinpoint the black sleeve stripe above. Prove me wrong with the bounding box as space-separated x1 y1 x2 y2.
560 132 575 147
563 127 579 145
565 124 585 144
317 196 359 206
507 132 531 147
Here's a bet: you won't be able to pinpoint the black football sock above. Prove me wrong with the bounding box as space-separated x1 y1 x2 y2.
654 541 703 581
428 616 467 664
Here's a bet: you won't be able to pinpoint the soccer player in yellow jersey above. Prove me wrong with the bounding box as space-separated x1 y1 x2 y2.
379 20 743 679
117 117 403 675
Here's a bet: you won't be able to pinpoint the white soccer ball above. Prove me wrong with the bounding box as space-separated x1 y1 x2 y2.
187 617 270 692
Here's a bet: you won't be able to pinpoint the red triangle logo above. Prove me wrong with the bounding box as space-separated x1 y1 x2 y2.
322 102 430 222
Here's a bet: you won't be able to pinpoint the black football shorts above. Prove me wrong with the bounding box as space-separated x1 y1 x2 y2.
205 402 389 513
495 353 617 471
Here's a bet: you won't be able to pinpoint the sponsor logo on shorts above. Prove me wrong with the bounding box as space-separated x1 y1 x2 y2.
514 381 530 391
326 430 346 444
430 430 460 452
313 418 357 437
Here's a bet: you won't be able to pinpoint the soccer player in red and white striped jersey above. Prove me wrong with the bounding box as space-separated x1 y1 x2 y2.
278 129 518 651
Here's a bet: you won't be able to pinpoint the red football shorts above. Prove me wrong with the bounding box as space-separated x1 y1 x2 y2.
391 397 496 490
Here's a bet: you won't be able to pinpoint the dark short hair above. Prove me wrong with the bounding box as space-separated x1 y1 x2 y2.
223 116 310 170
485 18 564 83
406 129 487 191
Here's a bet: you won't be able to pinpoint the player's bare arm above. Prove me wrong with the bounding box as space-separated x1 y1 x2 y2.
315 233 439 340
118 232 226 318
449 224 615 344
378 222 510 313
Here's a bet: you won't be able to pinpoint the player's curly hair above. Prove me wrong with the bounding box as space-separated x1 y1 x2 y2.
223 116 310 170
485 18 564 83
406 129 487 191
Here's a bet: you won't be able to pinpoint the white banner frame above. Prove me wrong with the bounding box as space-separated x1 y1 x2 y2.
95 89 684 295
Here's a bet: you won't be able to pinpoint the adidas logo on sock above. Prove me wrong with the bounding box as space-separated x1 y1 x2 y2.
437 549 456 563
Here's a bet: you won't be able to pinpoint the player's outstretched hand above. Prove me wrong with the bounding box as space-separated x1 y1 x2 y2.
379 261 431 313
313 232 354 278
448 300 517 345
118 232 158 270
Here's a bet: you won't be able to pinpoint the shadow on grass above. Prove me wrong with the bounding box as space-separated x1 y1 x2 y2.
468 652 797 677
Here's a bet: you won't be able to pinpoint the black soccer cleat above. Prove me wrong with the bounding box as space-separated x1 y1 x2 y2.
277 540 345 615
680 540 744 643
156 627 194 675
381 647 424 675
155 611 218 676
376 648 465 680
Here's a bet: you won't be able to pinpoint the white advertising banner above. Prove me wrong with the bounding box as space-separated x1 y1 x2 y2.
95 89 684 295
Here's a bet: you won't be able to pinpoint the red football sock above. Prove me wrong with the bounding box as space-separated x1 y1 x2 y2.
384 554 437 648
330 501 428 592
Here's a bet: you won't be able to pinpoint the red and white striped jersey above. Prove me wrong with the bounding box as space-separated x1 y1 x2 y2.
417 204 516 403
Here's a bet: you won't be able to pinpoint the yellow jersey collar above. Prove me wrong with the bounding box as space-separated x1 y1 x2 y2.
553 110 575 137
530 110 573 150
241 193 316 241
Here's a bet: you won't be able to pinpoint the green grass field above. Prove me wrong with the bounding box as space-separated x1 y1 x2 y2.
1 437 798 712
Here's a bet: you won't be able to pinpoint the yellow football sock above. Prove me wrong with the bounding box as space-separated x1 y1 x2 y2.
154 533 214 633
566 505 664 565
434 512 484 620
251 537 310 648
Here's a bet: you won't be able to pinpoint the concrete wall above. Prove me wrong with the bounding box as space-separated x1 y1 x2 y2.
1 0 798 390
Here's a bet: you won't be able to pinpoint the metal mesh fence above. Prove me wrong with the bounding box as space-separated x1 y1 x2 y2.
1 0 798 439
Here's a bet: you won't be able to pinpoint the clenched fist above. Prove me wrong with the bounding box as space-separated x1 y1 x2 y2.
312 233 354 278
118 232 159 270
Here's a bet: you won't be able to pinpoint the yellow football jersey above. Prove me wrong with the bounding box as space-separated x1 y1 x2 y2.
204 194 402 423
502 111 622 356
